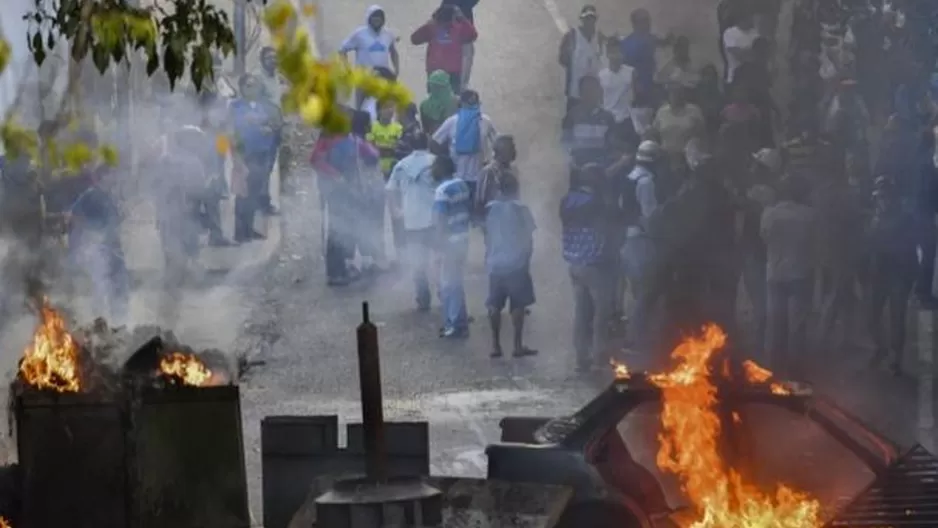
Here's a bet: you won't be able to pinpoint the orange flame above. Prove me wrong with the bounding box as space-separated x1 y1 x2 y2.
0 515 11 528
159 352 212 387
649 324 820 527
610 359 631 379
743 359 792 395
19 299 81 393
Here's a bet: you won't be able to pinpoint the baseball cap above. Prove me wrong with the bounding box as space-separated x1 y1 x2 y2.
580 5 597 19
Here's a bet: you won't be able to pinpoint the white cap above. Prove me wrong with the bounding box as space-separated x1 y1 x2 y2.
636 140 660 163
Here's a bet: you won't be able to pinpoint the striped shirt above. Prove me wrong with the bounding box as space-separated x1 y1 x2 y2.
433 177 472 244
569 106 615 164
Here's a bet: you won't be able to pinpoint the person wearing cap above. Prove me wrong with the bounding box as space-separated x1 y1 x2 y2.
431 89 498 207
867 174 917 374
760 175 817 376
560 161 618 372
559 5 606 131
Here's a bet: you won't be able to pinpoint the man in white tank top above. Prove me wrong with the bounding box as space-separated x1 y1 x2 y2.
558 5 606 130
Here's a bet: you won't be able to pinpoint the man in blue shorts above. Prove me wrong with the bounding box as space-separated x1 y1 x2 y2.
483 175 538 358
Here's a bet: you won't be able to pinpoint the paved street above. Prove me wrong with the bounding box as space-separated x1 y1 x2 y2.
0 0 927 525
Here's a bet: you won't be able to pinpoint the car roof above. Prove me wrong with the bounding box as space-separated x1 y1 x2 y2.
533 376 898 473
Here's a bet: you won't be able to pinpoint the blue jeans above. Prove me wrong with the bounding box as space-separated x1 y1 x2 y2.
439 241 469 331
405 228 433 309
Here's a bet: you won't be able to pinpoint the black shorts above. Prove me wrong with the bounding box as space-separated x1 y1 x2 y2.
486 266 535 312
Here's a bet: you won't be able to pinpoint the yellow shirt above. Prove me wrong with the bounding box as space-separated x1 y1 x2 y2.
367 120 403 174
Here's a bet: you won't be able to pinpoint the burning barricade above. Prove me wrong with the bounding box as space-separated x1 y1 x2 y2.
9 298 249 528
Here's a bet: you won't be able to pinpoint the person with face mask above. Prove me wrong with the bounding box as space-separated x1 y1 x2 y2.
340 5 400 104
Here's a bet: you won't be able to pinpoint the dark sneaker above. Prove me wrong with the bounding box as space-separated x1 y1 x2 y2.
512 347 538 358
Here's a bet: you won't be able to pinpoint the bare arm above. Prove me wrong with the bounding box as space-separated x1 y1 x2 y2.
389 42 400 76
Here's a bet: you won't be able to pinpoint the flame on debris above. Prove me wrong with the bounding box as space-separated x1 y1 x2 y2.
742 359 792 395
19 299 81 393
159 352 212 387
0 515 11 528
648 324 820 528
610 359 631 379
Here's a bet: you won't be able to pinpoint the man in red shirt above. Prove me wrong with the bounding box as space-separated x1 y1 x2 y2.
411 5 478 92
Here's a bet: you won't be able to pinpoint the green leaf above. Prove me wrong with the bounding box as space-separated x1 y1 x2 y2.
163 45 182 90
92 44 110 74
146 47 159 76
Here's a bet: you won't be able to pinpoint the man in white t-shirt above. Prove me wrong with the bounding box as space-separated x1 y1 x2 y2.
340 5 400 74
598 45 635 126
722 11 758 84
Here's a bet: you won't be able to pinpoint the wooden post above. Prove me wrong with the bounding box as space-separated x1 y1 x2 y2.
918 310 936 452
356 302 387 481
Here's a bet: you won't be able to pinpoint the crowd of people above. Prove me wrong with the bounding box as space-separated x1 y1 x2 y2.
307 0 938 376
18 0 938 378
558 0 938 377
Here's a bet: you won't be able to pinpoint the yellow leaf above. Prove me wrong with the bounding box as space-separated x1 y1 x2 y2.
264 1 295 33
299 96 324 124
98 145 119 166
0 38 10 75
215 134 231 155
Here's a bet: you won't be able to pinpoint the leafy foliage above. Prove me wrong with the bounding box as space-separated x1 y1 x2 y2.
25 0 236 91
264 1 412 132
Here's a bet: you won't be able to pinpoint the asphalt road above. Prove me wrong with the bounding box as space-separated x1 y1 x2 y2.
234 0 931 523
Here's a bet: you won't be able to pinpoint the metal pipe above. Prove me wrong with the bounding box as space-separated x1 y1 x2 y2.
356 302 387 481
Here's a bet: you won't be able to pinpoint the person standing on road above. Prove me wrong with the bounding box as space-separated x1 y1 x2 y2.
561 162 618 372
340 5 400 104
440 0 479 89
432 155 472 339
411 4 478 93
387 132 437 310
722 10 759 85
420 70 458 135
310 111 381 286
760 176 816 377
431 89 498 209
475 135 518 219
559 5 605 132
655 36 700 91
230 74 283 221
566 76 616 166
619 8 672 106
484 175 537 358
598 45 637 135
867 175 917 374
651 83 705 178
258 46 284 106
68 166 130 325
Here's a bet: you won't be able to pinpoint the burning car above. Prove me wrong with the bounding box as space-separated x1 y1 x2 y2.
487 325 934 528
